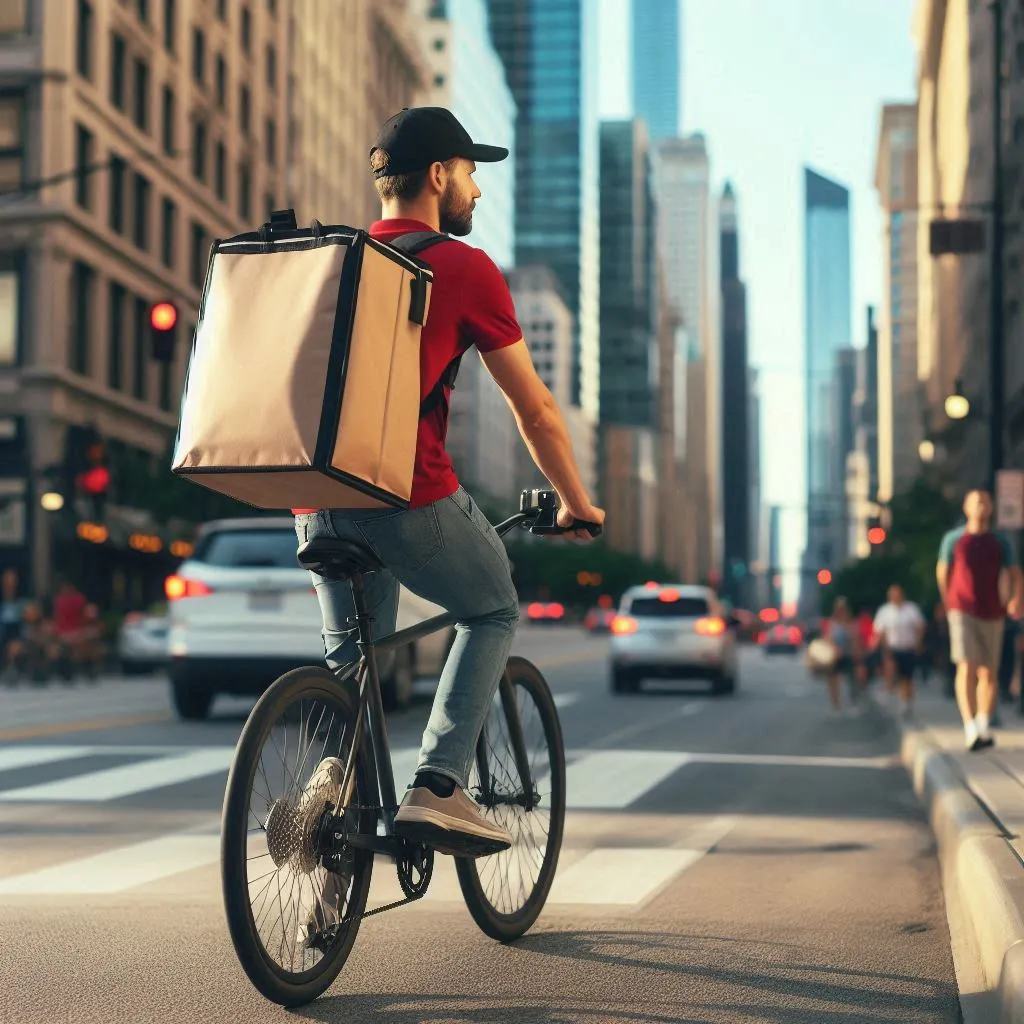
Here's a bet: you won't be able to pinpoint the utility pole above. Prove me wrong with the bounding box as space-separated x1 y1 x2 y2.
990 0 1005 493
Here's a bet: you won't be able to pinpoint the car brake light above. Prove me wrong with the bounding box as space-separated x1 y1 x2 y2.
527 602 544 617
611 615 638 635
659 589 680 602
547 602 564 616
165 575 213 600
789 626 802 643
695 616 726 636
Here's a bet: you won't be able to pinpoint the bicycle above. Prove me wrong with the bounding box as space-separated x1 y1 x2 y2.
220 488 601 1006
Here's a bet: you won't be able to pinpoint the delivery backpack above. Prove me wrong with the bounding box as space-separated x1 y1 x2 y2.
171 210 461 510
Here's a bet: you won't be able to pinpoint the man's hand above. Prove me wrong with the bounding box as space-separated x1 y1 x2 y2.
1009 594 1022 619
556 501 605 542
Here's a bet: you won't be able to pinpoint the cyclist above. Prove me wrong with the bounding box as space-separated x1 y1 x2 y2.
292 107 604 857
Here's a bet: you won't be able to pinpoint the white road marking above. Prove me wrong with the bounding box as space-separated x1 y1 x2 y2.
0 748 236 802
546 848 703 904
0 834 221 894
553 692 580 709
0 745 94 773
685 752 899 770
565 750 691 809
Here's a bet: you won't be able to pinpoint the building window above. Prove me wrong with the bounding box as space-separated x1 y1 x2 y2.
132 296 148 400
239 84 250 134
0 0 28 35
434 74 445 88
162 85 175 154
433 37 445 51
0 94 24 191
238 161 251 220
192 27 205 84
110 33 127 110
214 141 226 200
76 0 94 78
217 0 226 20
132 171 150 250
191 120 206 181
190 221 208 288
163 0 175 52
132 58 150 132
215 54 226 108
267 0 276 14
135 0 149 21
265 117 276 164
69 261 94 376
108 154 126 233
108 281 126 390
161 196 176 268
266 43 277 89
74 123 94 209
0 256 21 367
241 6 251 53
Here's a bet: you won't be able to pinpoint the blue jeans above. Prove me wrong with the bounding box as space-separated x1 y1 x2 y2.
294 485 520 789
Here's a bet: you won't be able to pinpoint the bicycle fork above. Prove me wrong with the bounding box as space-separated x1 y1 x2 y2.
476 668 539 813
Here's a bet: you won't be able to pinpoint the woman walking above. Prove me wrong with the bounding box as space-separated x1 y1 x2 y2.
822 597 861 714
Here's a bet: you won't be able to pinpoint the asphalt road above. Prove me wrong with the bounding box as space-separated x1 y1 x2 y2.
0 628 959 1023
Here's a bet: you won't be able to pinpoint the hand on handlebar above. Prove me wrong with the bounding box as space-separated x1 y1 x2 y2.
555 502 605 542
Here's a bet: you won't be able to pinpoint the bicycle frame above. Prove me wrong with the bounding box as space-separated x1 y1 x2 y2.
330 511 538 858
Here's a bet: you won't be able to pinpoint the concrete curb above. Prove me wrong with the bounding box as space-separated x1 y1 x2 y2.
901 725 1024 1021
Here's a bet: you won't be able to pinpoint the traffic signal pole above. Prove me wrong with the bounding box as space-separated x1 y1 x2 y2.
990 0 1005 494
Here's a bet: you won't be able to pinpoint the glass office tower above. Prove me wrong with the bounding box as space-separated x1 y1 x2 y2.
632 0 681 139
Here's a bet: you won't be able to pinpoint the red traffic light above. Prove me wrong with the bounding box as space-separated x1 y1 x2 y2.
150 302 178 332
78 466 110 495
817 569 832 586
867 526 887 545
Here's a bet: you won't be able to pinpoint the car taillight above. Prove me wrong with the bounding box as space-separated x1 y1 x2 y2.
695 617 726 636
527 602 544 617
611 615 638 635
165 575 213 600
547 602 564 617
789 626 802 643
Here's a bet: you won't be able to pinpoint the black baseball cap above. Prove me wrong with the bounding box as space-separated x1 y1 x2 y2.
369 107 509 178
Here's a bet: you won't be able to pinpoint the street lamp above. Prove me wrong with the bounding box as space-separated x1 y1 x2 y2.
945 378 971 421
919 439 937 463
39 491 64 512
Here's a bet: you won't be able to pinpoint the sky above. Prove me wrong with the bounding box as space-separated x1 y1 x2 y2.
597 0 918 599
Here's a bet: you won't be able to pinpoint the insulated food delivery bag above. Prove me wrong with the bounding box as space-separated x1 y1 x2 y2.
171 211 437 510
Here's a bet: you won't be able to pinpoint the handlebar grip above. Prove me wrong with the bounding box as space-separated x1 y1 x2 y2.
531 511 602 537
567 519 602 537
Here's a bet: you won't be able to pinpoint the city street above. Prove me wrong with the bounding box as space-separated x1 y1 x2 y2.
0 627 959 1023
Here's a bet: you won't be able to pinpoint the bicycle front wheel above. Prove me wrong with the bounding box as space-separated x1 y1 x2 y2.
456 655 566 941
221 666 374 1007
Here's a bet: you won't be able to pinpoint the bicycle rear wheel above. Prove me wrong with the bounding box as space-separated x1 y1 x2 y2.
456 656 566 941
221 666 374 1007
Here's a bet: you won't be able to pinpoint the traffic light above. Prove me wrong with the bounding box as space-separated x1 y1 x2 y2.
66 426 110 521
867 516 887 547
817 569 832 586
150 301 179 363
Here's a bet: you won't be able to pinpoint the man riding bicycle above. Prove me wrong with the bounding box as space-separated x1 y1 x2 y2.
293 107 604 857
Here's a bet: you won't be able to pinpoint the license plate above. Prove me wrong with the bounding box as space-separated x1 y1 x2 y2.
249 591 282 611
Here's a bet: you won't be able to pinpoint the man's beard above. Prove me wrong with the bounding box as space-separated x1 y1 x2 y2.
439 182 474 236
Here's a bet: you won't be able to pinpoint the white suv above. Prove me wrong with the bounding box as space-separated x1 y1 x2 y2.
166 517 454 720
609 583 738 696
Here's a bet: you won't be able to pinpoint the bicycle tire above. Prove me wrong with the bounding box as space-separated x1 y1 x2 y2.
221 666 374 1007
456 655 566 941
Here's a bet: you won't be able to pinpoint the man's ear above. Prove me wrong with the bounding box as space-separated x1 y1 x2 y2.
426 161 446 193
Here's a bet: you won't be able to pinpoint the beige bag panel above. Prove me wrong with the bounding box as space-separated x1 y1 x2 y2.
183 471 392 511
331 244 429 502
174 243 347 471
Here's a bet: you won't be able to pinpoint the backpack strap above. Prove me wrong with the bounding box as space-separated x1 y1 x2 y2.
388 231 463 421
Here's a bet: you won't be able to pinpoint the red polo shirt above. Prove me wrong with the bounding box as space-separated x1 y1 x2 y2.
294 219 522 512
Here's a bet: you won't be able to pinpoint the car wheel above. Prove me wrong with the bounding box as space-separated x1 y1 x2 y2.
611 666 639 694
171 680 213 720
381 643 415 712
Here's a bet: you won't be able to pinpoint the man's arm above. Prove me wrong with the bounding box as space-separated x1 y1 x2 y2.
480 341 602 524
936 530 955 606
997 532 1023 616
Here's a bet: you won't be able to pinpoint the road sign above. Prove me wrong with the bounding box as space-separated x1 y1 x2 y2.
996 470 1024 529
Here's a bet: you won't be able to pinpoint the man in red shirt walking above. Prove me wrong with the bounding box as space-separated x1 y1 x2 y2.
295 108 604 858
937 489 1022 750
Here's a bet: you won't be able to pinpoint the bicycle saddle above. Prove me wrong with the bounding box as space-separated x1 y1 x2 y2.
296 537 383 580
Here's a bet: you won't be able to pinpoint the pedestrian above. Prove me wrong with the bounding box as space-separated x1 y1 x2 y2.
872 583 926 720
937 489 1023 750
821 597 861 715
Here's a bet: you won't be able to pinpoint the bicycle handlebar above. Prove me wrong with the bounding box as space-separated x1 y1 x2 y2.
493 489 603 541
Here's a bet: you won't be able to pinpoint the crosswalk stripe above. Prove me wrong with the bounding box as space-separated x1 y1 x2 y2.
0 834 221 894
0 745 94 773
545 848 704 904
0 748 235 802
564 750 691 809
553 692 579 709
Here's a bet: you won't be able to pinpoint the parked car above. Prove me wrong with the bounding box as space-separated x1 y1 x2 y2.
609 583 738 695
117 609 169 675
525 601 566 625
760 621 804 656
165 517 455 720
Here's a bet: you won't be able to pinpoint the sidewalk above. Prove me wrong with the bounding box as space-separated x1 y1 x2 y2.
899 682 1024 1022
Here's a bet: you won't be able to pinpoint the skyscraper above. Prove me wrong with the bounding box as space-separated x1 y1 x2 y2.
632 0 681 139
803 168 852 597
487 0 601 419
598 119 655 428
720 182 750 604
